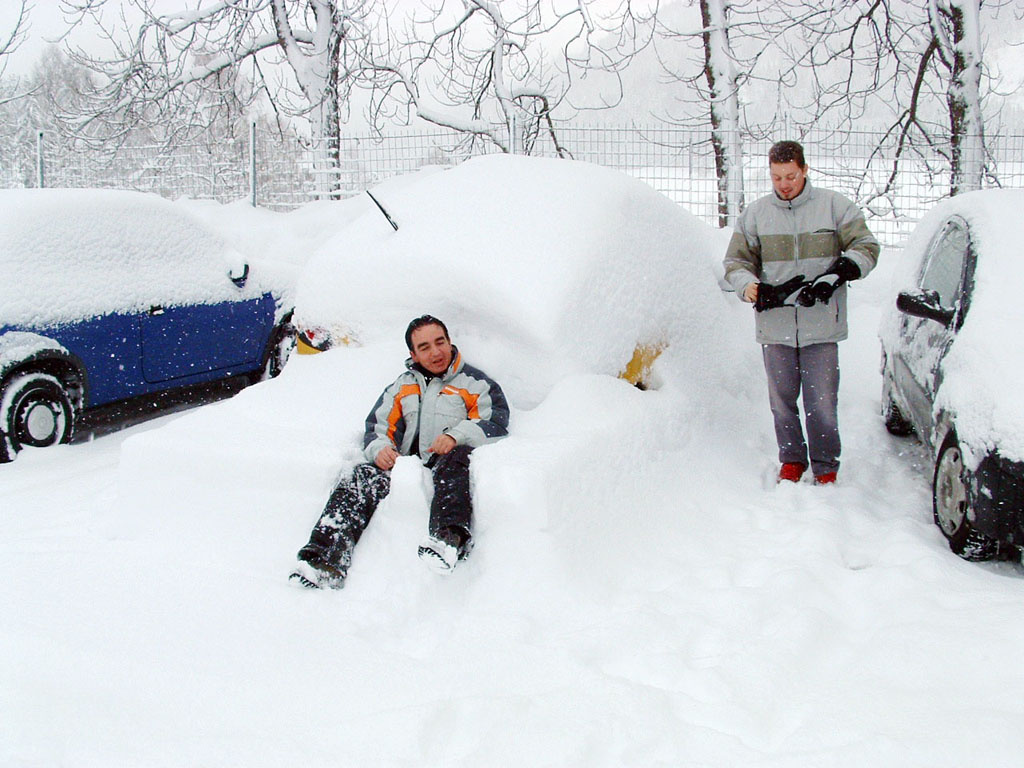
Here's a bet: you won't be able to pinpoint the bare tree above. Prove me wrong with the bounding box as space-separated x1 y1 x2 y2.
655 0 785 226
55 0 654 181
845 0 998 201
773 0 1000 199
354 0 656 154
58 0 371 193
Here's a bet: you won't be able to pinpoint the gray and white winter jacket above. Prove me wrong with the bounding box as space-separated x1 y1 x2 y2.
363 346 509 465
723 179 880 347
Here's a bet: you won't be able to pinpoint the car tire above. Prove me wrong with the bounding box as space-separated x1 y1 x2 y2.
1 372 75 456
932 431 998 561
259 323 296 381
883 394 914 437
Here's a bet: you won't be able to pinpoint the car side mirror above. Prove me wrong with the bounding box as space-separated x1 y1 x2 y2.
229 263 250 288
896 289 954 328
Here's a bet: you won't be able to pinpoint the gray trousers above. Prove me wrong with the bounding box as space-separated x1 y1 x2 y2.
762 342 840 476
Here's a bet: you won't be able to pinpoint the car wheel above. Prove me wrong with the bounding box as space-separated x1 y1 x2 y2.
2 372 75 455
883 394 914 437
932 432 998 561
260 324 296 381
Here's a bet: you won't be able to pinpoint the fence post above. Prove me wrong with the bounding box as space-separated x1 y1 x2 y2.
508 114 518 155
249 121 257 207
36 130 44 188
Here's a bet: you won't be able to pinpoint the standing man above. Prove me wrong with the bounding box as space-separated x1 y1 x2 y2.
290 315 510 589
723 141 880 484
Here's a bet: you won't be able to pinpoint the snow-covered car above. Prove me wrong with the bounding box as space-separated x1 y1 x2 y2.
880 189 1024 561
0 189 294 462
291 154 729 398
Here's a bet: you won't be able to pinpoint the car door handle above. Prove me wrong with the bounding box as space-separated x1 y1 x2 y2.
149 306 165 316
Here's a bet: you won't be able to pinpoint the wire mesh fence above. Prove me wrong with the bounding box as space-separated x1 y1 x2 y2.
3 123 1023 247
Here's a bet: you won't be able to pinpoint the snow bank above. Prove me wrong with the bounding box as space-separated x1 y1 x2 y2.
294 154 732 388
0 189 280 328
882 189 1024 462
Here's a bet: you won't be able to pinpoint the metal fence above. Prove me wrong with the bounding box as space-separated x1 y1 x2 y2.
3 123 1024 246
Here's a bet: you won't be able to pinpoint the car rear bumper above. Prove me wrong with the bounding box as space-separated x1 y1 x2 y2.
970 453 1024 547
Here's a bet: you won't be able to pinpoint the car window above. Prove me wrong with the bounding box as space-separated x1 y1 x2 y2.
919 220 968 309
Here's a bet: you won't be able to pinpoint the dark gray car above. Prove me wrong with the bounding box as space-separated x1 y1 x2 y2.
880 191 1024 562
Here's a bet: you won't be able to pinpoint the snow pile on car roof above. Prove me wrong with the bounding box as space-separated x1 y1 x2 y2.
294 154 730 382
887 189 1024 462
0 189 269 328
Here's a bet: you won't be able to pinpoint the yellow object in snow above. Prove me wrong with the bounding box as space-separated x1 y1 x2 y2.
296 329 354 355
620 343 664 390
295 336 323 355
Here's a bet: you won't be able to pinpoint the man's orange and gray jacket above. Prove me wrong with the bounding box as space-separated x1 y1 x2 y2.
723 179 880 347
363 346 509 465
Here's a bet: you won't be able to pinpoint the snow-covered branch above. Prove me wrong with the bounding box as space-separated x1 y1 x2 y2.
0 0 28 58
0 0 30 81
353 0 656 154
58 0 367 192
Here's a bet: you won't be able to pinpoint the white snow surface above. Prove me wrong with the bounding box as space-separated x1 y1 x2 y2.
0 189 287 328
881 188 1024 462
5 175 1024 766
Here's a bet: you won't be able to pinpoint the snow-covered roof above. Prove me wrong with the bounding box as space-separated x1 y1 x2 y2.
883 188 1024 461
293 154 730 385
0 189 272 328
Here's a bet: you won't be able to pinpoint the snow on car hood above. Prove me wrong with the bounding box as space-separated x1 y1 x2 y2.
0 189 273 328
885 189 1024 463
294 154 731 382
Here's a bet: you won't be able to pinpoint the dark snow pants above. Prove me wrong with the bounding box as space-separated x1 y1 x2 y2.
297 445 475 573
762 342 840 477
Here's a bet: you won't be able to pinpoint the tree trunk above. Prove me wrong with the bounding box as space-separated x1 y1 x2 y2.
937 0 985 194
271 0 344 198
701 0 744 227
321 34 343 198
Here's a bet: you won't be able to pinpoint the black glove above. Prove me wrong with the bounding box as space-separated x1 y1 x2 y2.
755 275 808 312
797 257 861 307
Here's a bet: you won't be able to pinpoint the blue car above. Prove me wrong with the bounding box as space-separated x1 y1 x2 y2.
0 189 294 462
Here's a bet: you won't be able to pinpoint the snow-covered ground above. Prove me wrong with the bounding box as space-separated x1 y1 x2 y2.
4 169 1024 766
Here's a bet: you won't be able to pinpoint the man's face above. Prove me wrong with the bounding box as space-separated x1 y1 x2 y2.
770 160 807 201
409 323 453 375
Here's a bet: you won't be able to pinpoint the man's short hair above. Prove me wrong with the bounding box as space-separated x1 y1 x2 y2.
768 141 806 168
405 314 449 351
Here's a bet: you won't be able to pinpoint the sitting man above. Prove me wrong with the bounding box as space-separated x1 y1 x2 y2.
290 314 510 589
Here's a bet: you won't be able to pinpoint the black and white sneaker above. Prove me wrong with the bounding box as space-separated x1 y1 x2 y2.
289 559 346 590
418 533 460 574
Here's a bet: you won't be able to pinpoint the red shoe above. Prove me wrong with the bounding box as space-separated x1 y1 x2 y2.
777 462 806 483
814 472 838 485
